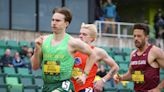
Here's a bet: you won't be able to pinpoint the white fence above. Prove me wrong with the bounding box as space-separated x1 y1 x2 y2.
95 21 135 38
94 21 164 50
94 21 135 48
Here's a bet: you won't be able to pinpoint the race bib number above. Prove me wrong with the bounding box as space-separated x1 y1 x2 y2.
132 71 144 83
72 68 82 78
44 61 60 75
62 81 70 91
85 87 93 92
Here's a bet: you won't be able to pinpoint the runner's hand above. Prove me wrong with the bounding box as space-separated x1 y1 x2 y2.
94 79 105 92
76 74 87 85
35 36 43 51
113 74 121 84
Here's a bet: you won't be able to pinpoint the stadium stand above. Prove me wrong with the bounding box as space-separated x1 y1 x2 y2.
0 39 163 92
0 40 7 49
19 41 31 48
0 48 5 58
6 40 19 51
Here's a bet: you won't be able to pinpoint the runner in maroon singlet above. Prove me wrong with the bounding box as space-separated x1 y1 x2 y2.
114 23 164 92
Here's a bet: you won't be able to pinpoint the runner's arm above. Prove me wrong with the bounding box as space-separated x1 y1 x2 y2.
97 48 119 81
155 47 164 68
69 39 96 76
30 36 44 70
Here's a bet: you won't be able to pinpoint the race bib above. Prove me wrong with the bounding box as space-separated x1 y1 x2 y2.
72 67 82 78
62 81 70 91
132 71 144 83
85 87 93 92
44 61 60 75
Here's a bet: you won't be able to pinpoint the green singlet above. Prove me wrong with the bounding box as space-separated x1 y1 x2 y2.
41 34 74 92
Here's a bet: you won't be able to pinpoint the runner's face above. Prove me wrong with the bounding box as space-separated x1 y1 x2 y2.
79 28 92 44
51 13 68 33
133 29 147 48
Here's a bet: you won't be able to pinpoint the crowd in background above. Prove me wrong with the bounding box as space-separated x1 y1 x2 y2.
95 0 119 34
0 45 33 72
0 44 112 80
95 0 164 34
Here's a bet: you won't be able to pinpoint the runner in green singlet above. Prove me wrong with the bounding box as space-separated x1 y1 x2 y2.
31 7 97 92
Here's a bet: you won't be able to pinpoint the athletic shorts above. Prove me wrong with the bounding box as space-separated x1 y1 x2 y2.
42 80 74 92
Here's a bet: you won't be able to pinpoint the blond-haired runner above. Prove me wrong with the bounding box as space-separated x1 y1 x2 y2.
71 23 119 92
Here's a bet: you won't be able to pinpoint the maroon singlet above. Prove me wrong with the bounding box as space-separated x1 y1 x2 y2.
130 45 160 92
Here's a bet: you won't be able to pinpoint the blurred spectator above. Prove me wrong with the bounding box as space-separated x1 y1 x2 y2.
154 8 164 39
24 48 33 71
19 45 28 59
95 0 104 20
103 0 117 33
0 49 13 67
12 51 26 68
101 0 108 8
96 64 106 77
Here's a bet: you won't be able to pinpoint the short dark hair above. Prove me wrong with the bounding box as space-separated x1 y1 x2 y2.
52 7 72 24
133 23 149 35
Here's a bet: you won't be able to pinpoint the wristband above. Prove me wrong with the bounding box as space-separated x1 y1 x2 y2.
102 78 107 83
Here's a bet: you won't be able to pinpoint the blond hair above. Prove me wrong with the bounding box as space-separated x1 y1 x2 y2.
81 23 97 38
